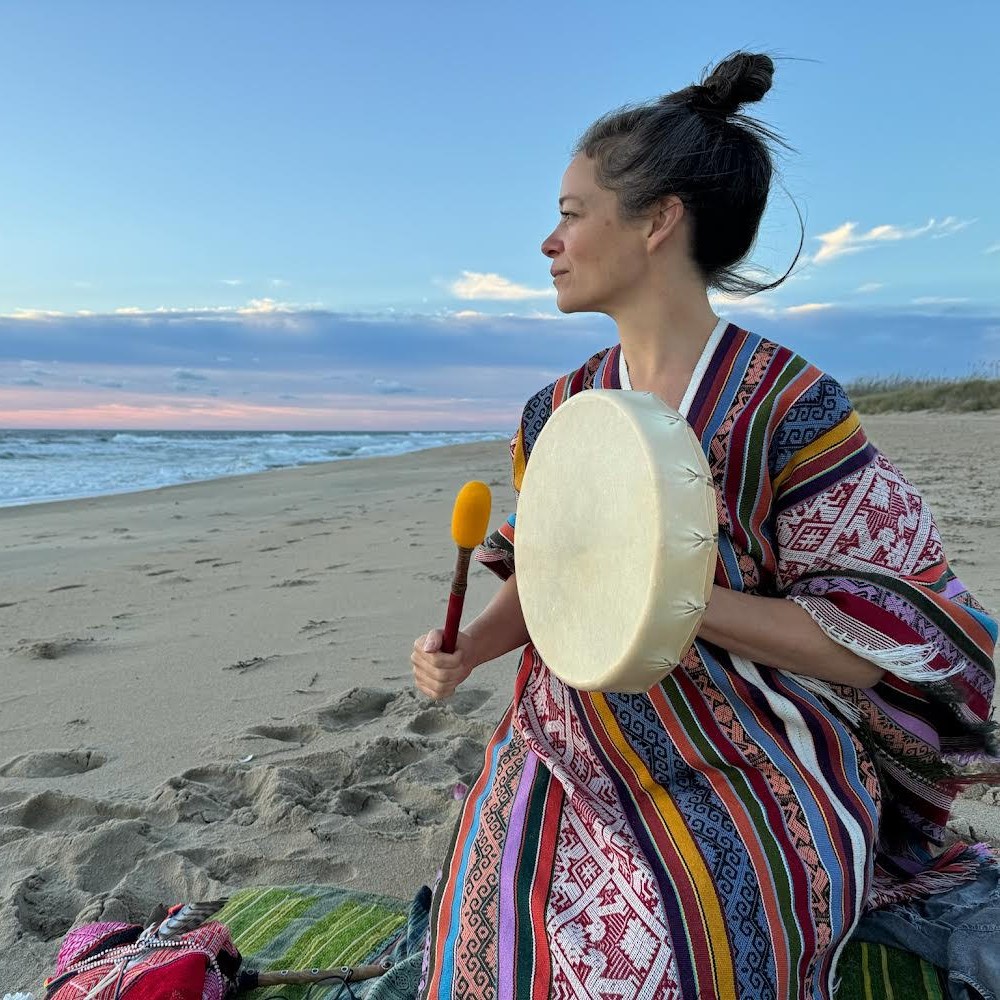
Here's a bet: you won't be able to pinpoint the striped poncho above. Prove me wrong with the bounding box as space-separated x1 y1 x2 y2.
419 321 998 1000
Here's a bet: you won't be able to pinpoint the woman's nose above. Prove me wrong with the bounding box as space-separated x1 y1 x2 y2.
541 231 562 258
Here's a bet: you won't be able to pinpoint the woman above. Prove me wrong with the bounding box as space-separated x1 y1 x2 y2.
411 52 998 999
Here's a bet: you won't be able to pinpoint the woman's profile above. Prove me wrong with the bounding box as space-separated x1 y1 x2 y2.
411 51 998 999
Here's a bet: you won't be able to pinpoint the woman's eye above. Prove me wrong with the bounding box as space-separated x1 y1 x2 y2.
559 211 575 220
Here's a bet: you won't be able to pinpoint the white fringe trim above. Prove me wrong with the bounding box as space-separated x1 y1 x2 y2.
789 595 963 684
784 673 863 726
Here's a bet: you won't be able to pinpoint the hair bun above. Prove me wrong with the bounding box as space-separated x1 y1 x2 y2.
691 52 774 116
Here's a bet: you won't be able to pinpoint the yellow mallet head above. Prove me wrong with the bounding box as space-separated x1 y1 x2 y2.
451 480 492 550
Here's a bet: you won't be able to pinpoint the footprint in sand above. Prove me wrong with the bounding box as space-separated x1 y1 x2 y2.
150 759 335 828
316 687 397 731
12 870 92 941
0 749 108 778
12 636 95 659
180 844 358 886
330 786 412 831
407 710 489 739
47 583 86 592
0 789 141 832
439 688 493 715
350 736 428 776
149 765 253 824
240 722 319 746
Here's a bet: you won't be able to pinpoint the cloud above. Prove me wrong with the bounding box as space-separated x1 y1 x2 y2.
784 303 835 315
2 301 997 430
21 362 55 376
986 243 1000 255
855 282 884 293
928 217 976 238
91 298 301 320
911 296 970 305
80 375 125 388
6 308 67 320
449 270 555 301
220 279 243 286
814 217 976 263
710 292 838 319
372 378 418 395
10 377 43 386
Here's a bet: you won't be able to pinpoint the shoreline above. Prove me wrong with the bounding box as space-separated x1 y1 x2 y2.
0 438 510 515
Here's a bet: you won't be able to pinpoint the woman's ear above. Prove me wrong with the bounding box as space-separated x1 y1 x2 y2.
646 195 685 253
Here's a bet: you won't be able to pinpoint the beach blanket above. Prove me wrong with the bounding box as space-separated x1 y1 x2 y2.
439 322 999 999
213 886 428 1000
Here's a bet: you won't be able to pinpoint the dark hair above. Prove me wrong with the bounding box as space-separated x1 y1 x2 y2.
574 51 802 296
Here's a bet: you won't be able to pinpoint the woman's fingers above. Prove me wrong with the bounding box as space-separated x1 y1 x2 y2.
411 629 475 700
411 648 469 700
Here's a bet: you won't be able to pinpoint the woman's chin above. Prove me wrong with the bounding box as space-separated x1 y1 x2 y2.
555 290 587 314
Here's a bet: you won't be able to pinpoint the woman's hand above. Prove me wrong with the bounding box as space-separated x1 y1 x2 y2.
411 629 479 700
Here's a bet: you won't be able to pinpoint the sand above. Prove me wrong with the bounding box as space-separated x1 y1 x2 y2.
1 415 998 991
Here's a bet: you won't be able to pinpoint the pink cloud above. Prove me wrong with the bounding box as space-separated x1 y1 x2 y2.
0 388 516 430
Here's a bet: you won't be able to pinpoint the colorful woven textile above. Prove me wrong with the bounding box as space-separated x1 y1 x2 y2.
213 886 427 1000
423 322 998 999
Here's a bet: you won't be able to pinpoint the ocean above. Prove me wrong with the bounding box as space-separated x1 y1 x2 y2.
0 429 509 508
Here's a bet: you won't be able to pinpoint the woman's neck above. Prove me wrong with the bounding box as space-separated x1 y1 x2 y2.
611 282 719 397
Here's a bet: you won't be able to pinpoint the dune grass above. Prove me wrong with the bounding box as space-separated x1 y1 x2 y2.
845 365 1000 413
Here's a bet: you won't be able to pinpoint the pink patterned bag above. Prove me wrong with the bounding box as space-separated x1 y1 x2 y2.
44 916 242 1000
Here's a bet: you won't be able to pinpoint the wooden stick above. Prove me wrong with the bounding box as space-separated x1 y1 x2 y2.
249 963 389 988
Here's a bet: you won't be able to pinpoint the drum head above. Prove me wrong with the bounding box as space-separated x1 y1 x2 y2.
515 390 717 692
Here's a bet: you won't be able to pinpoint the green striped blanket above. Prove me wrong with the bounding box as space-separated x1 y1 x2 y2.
215 885 427 1000
219 885 947 999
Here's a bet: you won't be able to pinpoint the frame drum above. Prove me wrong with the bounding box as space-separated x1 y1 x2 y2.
515 390 718 692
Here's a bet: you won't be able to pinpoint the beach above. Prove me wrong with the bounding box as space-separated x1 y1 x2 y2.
2 414 998 992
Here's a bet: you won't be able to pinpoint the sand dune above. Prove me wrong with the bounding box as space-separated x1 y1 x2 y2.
1 417 998 992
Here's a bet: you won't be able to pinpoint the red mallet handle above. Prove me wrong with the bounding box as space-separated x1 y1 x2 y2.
442 547 473 654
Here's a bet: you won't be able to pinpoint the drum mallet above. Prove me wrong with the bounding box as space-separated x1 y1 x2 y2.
441 481 492 654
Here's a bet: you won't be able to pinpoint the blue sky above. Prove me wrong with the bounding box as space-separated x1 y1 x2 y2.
1 0 997 429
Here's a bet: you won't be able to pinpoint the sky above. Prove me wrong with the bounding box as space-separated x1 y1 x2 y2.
1 0 997 430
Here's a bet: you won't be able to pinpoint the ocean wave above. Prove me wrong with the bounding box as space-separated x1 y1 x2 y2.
0 430 508 507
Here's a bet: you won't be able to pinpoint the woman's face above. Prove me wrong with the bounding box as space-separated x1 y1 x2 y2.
541 154 650 315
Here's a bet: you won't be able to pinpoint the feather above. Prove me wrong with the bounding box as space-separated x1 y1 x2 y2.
155 899 228 939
